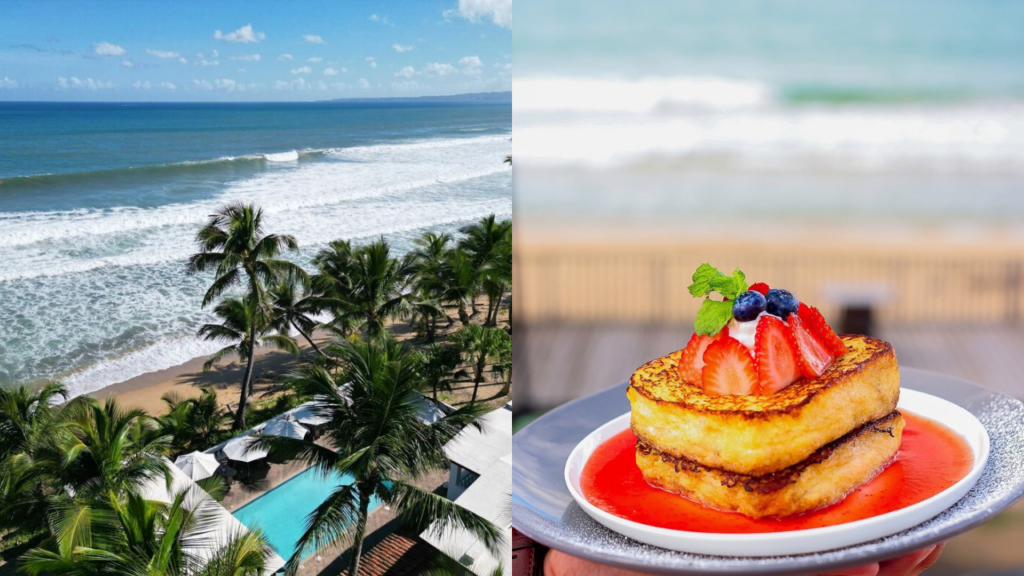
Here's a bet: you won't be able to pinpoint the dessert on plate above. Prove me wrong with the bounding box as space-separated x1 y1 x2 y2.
627 264 902 519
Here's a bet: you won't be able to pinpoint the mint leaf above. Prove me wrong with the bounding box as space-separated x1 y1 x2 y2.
695 299 734 336
687 263 722 297
709 268 749 300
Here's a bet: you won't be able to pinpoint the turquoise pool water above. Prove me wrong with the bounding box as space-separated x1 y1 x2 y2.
232 466 382 560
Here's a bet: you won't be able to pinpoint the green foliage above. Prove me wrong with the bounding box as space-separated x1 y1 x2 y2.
258 336 502 575
453 324 512 402
688 264 748 336
158 388 231 457
414 343 468 403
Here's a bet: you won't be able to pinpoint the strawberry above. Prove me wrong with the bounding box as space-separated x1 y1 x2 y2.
748 282 770 295
797 303 847 356
700 337 758 396
789 315 834 378
677 327 730 384
754 315 802 394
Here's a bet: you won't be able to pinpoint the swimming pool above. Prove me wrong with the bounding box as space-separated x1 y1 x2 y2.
232 466 383 560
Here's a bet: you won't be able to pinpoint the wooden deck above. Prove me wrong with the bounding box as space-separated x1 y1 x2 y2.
513 323 1024 410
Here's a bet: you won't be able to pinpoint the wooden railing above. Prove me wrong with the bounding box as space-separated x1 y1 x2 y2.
513 242 1024 326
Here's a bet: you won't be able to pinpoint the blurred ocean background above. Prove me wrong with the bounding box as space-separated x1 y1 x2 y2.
515 0 1024 235
0 100 512 395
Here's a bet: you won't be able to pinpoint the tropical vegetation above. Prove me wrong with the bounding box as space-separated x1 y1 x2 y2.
0 205 512 575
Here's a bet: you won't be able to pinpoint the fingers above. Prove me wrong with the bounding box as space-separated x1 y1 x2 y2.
876 543 946 576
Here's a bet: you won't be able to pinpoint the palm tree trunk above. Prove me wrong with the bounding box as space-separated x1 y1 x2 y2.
234 323 257 430
485 297 495 327
471 360 484 403
349 488 372 576
292 320 325 357
499 363 512 397
458 302 471 326
432 379 438 403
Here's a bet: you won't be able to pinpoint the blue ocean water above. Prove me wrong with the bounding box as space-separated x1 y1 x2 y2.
0 100 511 393
514 0 1024 227
232 467 381 560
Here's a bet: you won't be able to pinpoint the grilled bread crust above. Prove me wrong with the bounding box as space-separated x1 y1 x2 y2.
636 411 904 519
628 335 899 476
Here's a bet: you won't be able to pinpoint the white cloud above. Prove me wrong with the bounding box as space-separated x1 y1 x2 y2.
369 14 390 25
199 59 219 66
231 54 261 62
132 80 152 90
192 79 213 90
146 49 181 59
395 66 416 78
448 0 511 28
424 62 457 76
160 82 177 90
214 78 236 91
278 53 294 61
459 55 483 68
393 44 413 53
356 78 370 90
303 34 324 44
0 77 18 89
57 77 115 90
214 24 265 43
307 57 323 63
121 59 134 67
93 42 126 56
323 67 340 76
212 50 219 58
291 66 312 75
392 80 420 91
179 57 188 64
276 78 309 90
365 57 378 69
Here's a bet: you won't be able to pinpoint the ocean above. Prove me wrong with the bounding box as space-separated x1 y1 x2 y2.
514 0 1024 230
0 100 511 396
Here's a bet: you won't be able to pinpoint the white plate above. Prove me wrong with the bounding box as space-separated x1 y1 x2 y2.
564 388 990 557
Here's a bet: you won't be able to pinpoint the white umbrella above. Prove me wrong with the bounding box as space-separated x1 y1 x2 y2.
292 405 330 427
414 396 446 424
174 451 221 481
262 418 308 440
221 435 269 463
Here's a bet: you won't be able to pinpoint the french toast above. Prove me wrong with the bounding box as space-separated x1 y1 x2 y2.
628 334 899 476
636 411 905 519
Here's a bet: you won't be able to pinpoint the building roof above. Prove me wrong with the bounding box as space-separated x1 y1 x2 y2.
335 532 439 576
444 406 512 475
141 460 286 575
421 454 512 576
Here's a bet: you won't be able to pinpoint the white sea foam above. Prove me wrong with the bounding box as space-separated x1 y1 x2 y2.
264 150 299 162
0 132 511 395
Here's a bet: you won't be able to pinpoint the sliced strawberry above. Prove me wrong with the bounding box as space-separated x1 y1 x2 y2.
677 327 730 384
700 337 758 396
789 315 834 379
748 282 770 295
754 315 802 394
797 303 847 356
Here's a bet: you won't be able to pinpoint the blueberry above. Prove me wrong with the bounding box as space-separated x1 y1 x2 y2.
765 288 799 319
732 290 766 322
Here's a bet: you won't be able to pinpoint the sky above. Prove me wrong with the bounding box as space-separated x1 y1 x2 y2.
0 0 511 101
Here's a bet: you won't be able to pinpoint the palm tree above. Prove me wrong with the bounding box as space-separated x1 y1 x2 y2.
345 238 440 336
435 249 478 327
453 324 512 402
0 382 67 538
458 215 512 322
259 337 502 576
415 343 468 404
159 388 231 456
21 484 273 576
491 335 513 398
188 203 306 429
51 397 172 499
270 280 330 357
0 381 66 462
481 233 512 327
198 297 299 430
407 232 456 341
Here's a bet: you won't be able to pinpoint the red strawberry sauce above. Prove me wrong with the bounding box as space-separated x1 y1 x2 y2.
579 411 973 533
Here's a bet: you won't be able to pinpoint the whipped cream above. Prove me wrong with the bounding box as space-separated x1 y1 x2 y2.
728 312 780 350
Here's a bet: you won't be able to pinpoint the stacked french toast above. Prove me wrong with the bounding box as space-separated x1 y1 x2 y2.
627 264 902 519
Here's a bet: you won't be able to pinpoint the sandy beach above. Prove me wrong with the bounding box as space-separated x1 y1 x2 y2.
89 306 510 416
